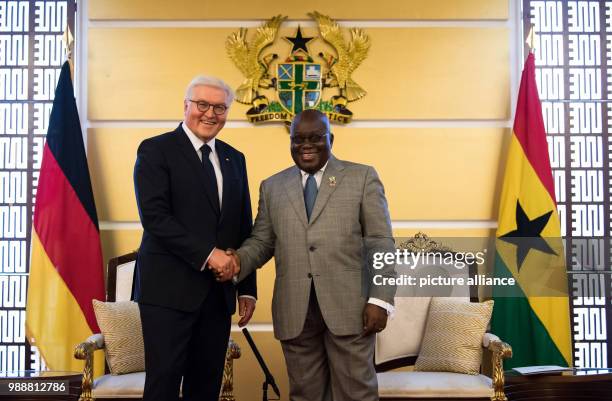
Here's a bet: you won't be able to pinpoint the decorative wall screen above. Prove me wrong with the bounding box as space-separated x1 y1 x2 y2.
524 0 611 368
0 0 74 372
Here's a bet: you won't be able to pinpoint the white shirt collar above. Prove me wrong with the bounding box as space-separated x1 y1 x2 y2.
182 121 216 154
299 160 329 178
299 160 330 188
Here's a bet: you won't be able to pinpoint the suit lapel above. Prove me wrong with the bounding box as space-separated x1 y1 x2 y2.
216 141 233 224
172 125 220 215
283 167 308 229
308 156 345 225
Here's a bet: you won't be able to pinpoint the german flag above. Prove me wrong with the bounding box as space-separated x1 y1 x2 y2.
26 61 105 373
490 53 572 368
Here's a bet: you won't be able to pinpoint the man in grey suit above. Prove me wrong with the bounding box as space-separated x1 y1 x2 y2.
221 109 396 400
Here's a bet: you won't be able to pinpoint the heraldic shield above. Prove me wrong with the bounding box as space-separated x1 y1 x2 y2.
277 62 322 115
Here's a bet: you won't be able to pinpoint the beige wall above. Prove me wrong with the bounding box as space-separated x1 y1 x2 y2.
86 1 512 399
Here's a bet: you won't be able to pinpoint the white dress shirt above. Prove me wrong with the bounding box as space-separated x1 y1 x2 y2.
298 164 395 316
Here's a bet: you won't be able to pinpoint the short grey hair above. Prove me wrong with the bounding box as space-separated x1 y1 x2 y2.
185 75 235 106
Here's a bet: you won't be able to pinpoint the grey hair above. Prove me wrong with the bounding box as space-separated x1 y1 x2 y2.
185 75 235 106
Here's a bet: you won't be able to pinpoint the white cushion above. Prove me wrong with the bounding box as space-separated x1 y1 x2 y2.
375 297 431 364
377 371 493 398
93 372 145 398
94 373 185 399
115 261 136 301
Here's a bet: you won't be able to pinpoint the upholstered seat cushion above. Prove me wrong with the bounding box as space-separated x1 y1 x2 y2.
93 372 185 398
93 372 145 398
377 371 493 398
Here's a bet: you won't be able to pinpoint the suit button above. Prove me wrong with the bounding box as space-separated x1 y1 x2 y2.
309 246 316 251
307 273 313 278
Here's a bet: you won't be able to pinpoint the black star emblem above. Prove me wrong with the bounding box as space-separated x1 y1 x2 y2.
499 200 557 271
285 26 314 54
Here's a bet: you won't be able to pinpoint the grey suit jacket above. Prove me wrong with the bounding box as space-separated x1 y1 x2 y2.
237 155 396 340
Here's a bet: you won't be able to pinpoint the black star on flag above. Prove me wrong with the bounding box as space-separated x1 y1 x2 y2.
499 200 557 271
285 26 314 54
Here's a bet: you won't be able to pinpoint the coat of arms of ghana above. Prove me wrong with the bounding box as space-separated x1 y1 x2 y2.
226 12 371 126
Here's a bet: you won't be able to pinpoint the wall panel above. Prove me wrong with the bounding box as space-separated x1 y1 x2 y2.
88 27 509 120
90 0 508 21
100 230 142 268
88 127 510 221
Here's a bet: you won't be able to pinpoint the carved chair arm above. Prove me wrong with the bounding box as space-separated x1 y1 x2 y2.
219 338 242 401
74 334 105 401
484 334 512 401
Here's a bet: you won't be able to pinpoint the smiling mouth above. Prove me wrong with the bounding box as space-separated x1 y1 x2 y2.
200 120 217 126
301 152 318 161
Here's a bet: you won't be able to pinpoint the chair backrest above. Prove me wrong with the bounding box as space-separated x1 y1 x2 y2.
106 252 137 302
374 234 479 371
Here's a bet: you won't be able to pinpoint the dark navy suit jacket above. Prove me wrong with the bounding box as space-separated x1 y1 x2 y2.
133 123 256 314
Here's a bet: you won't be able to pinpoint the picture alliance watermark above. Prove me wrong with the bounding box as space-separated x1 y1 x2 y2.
372 273 516 288
364 236 570 297
368 249 519 296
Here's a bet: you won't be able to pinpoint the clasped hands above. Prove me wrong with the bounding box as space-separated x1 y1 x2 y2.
208 248 240 282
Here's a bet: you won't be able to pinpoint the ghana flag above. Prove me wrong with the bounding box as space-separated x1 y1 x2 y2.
490 52 572 368
26 61 105 373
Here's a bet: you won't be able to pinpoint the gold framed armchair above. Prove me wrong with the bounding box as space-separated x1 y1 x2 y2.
74 252 240 401
375 234 512 401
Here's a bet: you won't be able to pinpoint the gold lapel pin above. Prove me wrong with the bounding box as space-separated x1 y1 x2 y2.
328 176 336 187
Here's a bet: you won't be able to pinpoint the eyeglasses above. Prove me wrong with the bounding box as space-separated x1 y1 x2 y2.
188 100 228 115
290 133 328 145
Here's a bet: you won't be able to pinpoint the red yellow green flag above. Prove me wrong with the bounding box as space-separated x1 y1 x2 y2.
491 52 572 368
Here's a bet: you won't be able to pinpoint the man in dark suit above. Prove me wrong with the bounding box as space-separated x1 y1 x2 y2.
133 76 256 401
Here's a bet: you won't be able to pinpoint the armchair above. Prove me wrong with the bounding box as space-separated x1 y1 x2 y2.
74 252 241 401
375 234 512 401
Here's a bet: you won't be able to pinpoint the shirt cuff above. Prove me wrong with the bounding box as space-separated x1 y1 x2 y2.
201 247 216 271
368 298 395 319
238 295 257 301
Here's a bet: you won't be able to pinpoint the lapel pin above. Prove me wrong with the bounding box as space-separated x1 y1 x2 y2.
328 176 336 187
225 157 230 161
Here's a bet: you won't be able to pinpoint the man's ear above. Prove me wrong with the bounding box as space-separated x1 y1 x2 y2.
329 133 334 147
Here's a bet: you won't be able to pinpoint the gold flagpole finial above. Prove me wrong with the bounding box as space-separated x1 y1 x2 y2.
525 23 536 53
62 24 75 79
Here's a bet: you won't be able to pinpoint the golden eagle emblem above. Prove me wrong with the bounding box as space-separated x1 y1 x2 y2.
309 11 370 102
226 12 371 125
225 15 286 105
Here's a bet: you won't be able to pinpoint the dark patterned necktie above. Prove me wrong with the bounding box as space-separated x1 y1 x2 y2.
200 144 220 211
304 174 318 221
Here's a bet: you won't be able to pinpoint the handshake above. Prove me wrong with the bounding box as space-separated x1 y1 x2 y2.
208 248 240 282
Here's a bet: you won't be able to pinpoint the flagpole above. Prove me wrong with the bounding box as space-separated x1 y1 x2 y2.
62 25 75 81
525 23 536 54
